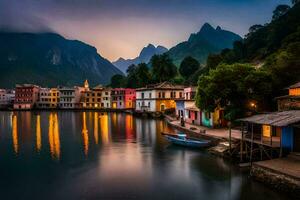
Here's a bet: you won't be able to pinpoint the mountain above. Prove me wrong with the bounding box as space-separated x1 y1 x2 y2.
167 23 242 66
113 44 168 73
0 32 123 88
207 3 300 97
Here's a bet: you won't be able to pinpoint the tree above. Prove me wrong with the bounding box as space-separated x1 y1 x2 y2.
126 64 139 88
206 54 223 70
136 63 152 87
110 74 126 88
248 24 264 34
179 56 200 79
150 54 177 82
272 5 290 20
195 63 272 120
292 0 300 5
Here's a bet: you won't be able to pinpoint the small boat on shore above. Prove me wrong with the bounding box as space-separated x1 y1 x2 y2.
162 132 211 148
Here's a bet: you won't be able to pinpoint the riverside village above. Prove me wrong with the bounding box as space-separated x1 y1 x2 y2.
1 0 300 199
0 79 300 197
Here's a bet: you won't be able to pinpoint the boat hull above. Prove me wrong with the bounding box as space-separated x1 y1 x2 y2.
164 135 210 148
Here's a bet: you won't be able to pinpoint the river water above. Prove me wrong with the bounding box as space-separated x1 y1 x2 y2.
0 111 291 200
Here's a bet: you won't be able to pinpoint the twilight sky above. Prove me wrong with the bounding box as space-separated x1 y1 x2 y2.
0 0 291 61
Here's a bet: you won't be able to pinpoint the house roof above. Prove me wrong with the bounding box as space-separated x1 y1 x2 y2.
136 82 184 91
288 82 300 89
239 110 300 127
185 105 200 112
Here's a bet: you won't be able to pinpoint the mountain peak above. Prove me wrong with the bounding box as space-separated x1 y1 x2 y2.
146 43 155 48
113 44 168 73
216 26 222 31
199 23 215 33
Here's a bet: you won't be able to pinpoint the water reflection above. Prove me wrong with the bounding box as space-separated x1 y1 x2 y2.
36 115 42 152
12 114 18 154
82 112 89 156
100 113 109 144
48 113 60 160
94 112 99 144
0 111 290 200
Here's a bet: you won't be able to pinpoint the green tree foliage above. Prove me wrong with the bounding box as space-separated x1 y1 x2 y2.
200 3 300 101
196 63 272 120
125 63 152 88
272 5 290 20
110 74 126 88
151 54 177 82
206 54 223 70
179 56 200 79
292 0 300 5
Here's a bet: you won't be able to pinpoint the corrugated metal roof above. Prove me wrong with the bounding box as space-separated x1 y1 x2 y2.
239 110 300 127
288 82 300 89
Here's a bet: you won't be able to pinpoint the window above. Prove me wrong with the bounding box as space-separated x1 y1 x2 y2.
142 93 144 99
158 92 161 98
162 92 165 98
148 102 150 107
149 93 152 98
205 112 211 119
195 112 198 120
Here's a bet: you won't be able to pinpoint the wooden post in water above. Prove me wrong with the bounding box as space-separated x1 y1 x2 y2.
240 122 243 162
250 123 254 165
228 121 232 155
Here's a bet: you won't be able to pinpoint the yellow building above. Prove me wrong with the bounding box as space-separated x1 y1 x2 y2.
81 81 103 109
50 88 60 108
136 82 184 112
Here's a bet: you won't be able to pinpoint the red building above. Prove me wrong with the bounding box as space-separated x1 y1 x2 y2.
13 84 40 110
111 88 136 109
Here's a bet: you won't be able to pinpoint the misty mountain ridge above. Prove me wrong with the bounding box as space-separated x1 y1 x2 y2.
113 44 168 73
167 23 242 65
0 32 123 88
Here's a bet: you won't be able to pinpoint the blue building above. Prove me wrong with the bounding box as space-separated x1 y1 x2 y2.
239 110 300 159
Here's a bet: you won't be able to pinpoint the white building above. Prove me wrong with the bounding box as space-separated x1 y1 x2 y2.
101 88 111 108
58 86 84 109
135 82 184 112
36 88 59 109
0 89 15 109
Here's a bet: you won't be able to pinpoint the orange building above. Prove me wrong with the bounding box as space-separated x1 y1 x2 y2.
276 82 300 111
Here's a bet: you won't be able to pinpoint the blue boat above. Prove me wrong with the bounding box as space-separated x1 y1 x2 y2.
163 133 211 148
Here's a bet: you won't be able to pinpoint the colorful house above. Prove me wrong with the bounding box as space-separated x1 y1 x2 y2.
101 88 111 108
136 82 184 112
175 87 201 125
239 110 300 157
201 108 226 128
111 88 136 109
37 88 59 109
81 83 103 109
13 84 40 110
276 82 300 111
58 86 84 109
0 89 15 109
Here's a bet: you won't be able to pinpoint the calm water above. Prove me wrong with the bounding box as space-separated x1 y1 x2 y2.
0 111 290 200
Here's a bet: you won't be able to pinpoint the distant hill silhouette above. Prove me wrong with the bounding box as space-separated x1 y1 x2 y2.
0 32 123 88
167 23 242 66
113 44 168 73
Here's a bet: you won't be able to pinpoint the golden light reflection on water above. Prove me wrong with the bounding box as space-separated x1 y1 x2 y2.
36 115 42 152
12 114 18 154
82 112 89 156
125 114 134 140
48 113 60 160
100 113 109 144
94 112 99 144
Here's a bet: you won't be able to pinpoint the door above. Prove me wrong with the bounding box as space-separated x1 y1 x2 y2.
294 127 300 152
160 104 165 112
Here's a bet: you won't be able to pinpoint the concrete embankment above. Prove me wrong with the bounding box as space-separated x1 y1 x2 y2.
251 156 300 198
